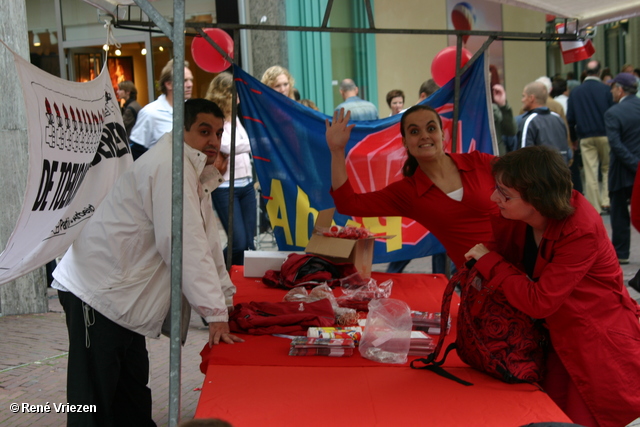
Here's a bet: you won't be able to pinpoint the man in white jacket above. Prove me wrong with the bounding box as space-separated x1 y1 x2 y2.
53 98 242 427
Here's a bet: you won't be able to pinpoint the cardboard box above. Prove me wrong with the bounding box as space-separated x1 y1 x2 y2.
305 208 383 278
243 251 304 277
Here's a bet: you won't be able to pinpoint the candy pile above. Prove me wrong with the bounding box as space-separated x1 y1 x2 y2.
318 225 373 240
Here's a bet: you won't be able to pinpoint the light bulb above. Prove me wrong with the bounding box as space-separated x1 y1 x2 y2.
33 33 41 47
103 44 109 51
115 49 122 56
159 46 164 52
141 48 147 55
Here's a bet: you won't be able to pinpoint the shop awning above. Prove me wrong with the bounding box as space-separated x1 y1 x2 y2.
485 0 640 29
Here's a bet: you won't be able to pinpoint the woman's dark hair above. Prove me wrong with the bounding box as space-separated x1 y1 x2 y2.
400 104 443 177
492 146 574 220
600 67 613 81
184 98 224 130
385 89 405 107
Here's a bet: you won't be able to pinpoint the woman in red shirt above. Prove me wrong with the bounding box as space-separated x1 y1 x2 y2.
325 104 498 269
465 146 640 427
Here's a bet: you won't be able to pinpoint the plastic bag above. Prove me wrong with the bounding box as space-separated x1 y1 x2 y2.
284 284 358 326
336 274 394 311
359 298 412 364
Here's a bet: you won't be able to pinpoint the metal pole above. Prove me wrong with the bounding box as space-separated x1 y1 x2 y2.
451 34 463 154
168 0 185 424
226 30 239 271
237 0 253 75
115 18 581 43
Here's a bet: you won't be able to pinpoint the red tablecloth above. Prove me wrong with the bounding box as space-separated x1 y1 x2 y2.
195 267 571 426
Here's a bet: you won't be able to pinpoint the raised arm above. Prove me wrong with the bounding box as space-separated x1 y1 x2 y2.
325 109 355 190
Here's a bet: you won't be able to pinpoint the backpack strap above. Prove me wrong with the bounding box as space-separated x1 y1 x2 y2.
410 268 471 384
411 342 473 386
411 262 479 386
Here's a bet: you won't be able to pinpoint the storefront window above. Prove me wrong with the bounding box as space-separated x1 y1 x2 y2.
26 0 60 77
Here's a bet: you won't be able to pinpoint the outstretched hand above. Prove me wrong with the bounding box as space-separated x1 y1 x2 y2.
208 322 244 347
325 108 355 153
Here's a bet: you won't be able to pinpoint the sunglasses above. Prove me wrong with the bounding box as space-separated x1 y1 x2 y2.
494 184 521 202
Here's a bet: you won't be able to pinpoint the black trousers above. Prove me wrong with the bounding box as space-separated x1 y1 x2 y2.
609 186 632 260
130 142 148 161
58 290 156 427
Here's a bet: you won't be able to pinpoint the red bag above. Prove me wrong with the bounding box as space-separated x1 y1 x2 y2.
411 263 547 385
262 253 360 290
228 298 336 335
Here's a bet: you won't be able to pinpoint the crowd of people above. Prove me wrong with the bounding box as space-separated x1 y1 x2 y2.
52 57 640 427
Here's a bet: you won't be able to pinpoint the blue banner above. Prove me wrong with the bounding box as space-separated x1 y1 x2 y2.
234 52 493 263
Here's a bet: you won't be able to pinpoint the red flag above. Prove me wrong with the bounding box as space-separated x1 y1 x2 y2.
556 23 595 64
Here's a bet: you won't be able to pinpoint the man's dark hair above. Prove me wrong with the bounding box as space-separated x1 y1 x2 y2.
551 78 567 98
184 98 224 130
118 80 137 100
419 79 440 98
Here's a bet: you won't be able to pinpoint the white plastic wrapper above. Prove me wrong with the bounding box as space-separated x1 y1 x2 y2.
359 298 412 364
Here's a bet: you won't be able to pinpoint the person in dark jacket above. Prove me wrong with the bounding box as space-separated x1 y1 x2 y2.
517 81 571 163
117 80 142 138
605 72 640 264
566 60 614 215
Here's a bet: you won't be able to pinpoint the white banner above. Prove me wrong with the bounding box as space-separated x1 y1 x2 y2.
0 50 132 285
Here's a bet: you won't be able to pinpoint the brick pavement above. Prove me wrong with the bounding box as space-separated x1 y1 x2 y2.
0 215 639 427
0 294 211 427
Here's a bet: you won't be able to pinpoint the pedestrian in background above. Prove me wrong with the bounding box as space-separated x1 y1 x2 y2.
117 80 142 138
205 72 257 267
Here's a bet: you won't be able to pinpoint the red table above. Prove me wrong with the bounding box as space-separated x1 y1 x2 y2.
195 267 571 426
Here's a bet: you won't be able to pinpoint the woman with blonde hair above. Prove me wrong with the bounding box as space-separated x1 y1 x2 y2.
261 65 296 99
205 72 256 266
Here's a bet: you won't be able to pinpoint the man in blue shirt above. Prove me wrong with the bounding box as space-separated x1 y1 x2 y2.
335 79 378 121
129 60 194 160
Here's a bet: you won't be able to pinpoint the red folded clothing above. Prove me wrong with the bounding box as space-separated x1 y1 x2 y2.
262 253 360 289
229 298 336 335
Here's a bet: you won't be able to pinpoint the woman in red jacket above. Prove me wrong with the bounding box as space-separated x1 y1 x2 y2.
326 105 498 269
465 146 640 427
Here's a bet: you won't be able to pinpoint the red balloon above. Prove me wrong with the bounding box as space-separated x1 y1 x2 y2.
191 28 234 73
430 46 473 87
